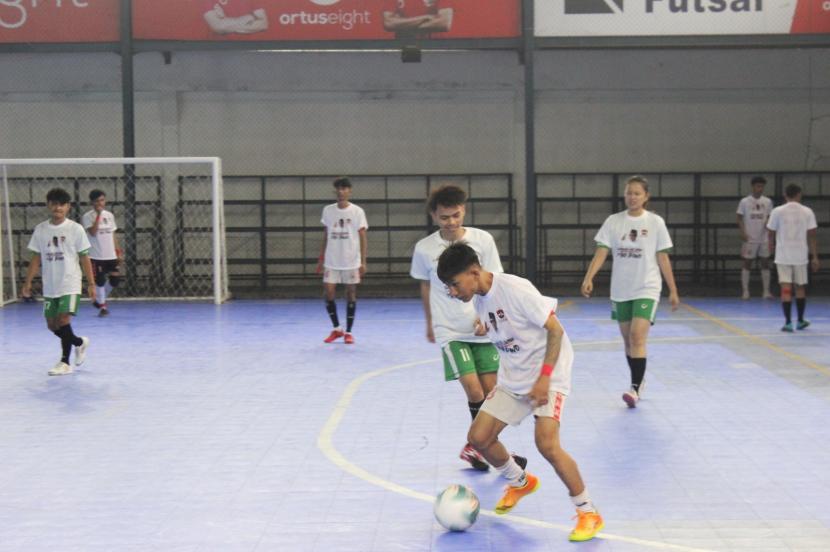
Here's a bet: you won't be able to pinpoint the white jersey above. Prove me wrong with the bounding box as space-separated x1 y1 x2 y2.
82 209 118 260
736 195 773 243
594 210 673 302
767 202 817 265
474 273 572 396
321 203 368 270
410 227 503 346
27 219 91 298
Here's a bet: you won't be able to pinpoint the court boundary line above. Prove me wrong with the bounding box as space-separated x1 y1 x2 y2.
317 356 717 552
682 303 830 377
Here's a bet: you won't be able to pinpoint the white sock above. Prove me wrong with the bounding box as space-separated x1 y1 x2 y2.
96 285 107 305
105 281 112 295
570 489 596 513
761 269 771 295
494 456 526 487
741 269 750 293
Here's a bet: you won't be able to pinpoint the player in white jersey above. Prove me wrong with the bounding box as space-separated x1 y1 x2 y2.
410 185 526 472
581 176 680 408
736 176 774 299
21 188 95 376
317 178 368 344
766 183 820 332
82 190 123 317
436 243 603 543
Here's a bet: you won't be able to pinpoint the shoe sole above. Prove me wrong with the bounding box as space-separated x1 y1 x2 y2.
494 478 540 514
569 520 605 542
622 394 638 408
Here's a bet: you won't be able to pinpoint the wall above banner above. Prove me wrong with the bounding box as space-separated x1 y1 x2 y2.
535 0 830 36
134 0 520 41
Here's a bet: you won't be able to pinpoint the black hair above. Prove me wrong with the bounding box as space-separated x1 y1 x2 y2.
785 183 802 199
46 188 71 205
89 189 105 202
751 176 767 186
333 177 352 189
428 185 467 213
437 242 480 284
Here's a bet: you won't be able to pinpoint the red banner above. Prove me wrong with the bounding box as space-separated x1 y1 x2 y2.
791 0 830 33
133 0 520 41
0 1 119 43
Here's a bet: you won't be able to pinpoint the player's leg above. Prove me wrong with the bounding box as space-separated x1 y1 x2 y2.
322 275 344 342
777 264 794 331
535 410 603 542
102 260 121 315
91 260 105 309
47 296 87 375
622 300 655 407
758 246 773 298
343 280 358 344
794 265 809 329
446 342 490 470
741 248 753 299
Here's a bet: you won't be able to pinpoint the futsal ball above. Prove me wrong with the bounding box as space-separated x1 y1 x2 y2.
434 484 480 532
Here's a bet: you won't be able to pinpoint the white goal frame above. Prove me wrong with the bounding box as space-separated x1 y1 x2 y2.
0 157 228 305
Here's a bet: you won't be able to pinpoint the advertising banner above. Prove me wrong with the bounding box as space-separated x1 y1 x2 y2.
133 0 520 41
535 0 830 36
0 1 119 43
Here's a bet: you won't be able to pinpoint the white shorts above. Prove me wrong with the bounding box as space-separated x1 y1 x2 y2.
480 385 566 427
741 241 770 259
323 268 361 285
776 264 808 286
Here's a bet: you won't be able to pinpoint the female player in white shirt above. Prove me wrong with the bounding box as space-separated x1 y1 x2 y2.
581 176 680 408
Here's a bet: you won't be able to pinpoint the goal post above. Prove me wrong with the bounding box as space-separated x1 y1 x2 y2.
0 157 228 305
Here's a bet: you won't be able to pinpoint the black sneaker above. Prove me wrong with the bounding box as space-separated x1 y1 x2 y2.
92 301 101 309
460 444 489 471
98 308 109 317
512 454 528 470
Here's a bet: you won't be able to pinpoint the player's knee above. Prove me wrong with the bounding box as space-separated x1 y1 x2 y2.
467 427 493 452
95 272 108 287
109 274 121 288
781 286 792 300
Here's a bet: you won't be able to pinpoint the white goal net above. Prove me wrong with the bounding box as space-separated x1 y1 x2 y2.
0 157 228 306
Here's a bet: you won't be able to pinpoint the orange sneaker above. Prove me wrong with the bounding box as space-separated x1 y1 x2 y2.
494 473 539 514
569 510 604 542
344 333 354 344
324 329 345 343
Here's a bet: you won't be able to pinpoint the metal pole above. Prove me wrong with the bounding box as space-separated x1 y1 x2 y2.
120 0 137 294
522 0 537 282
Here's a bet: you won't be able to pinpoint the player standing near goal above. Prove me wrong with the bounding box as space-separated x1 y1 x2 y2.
21 187 95 376
82 190 123 317
317 178 368 344
580 175 680 408
737 176 774 300
410 185 520 471
766 183 820 332
437 243 604 542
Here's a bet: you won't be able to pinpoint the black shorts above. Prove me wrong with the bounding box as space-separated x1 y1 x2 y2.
92 259 120 277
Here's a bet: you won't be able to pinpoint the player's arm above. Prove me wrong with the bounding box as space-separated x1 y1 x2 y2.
657 251 680 311
316 229 327 274
418 7 453 32
419 281 435 342
808 228 819 272
383 10 433 31
80 252 96 300
203 9 258 34
580 246 609 297
21 252 41 298
246 8 268 32
529 313 563 407
86 212 101 236
736 213 747 242
767 228 776 255
359 227 368 276
113 232 123 261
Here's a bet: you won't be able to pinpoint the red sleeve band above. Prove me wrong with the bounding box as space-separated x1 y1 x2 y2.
541 363 554 377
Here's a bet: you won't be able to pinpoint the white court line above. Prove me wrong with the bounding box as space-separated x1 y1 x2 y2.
317 354 720 551
356 318 830 323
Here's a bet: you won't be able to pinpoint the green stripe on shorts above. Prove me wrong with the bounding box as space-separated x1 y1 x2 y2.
611 298 658 324
442 341 500 381
43 294 80 318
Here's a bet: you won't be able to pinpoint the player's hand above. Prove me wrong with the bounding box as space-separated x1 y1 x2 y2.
426 325 435 343
473 318 489 336
359 264 366 277
529 376 550 408
87 284 96 301
811 257 820 273
580 279 593 298
740 232 748 242
669 290 680 311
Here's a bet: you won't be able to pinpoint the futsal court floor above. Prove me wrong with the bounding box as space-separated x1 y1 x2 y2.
1 296 829 552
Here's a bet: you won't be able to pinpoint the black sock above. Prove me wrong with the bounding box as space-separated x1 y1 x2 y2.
796 298 806 322
468 399 485 421
782 301 792 324
54 329 70 364
346 301 356 332
56 324 81 363
629 357 646 392
325 300 339 328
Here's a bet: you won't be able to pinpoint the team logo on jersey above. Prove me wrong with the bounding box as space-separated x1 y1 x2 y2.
488 311 499 332
338 219 344 227
52 236 59 247
565 0 623 15
629 229 638 242
641 229 648 237
496 309 505 320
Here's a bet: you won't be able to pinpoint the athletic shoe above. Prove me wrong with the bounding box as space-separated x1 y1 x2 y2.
92 300 101 309
494 473 540 514
460 443 489 471
344 333 354 344
48 361 73 376
797 320 810 330
763 292 774 300
512 454 527 471
323 329 344 343
98 307 109 317
74 337 90 366
622 387 639 408
781 323 794 333
741 290 750 300
569 510 604 542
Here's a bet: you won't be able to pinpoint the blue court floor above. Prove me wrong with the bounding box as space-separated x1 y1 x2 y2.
1 297 829 552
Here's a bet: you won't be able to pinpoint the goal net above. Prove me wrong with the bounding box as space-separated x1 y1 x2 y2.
0 157 228 306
